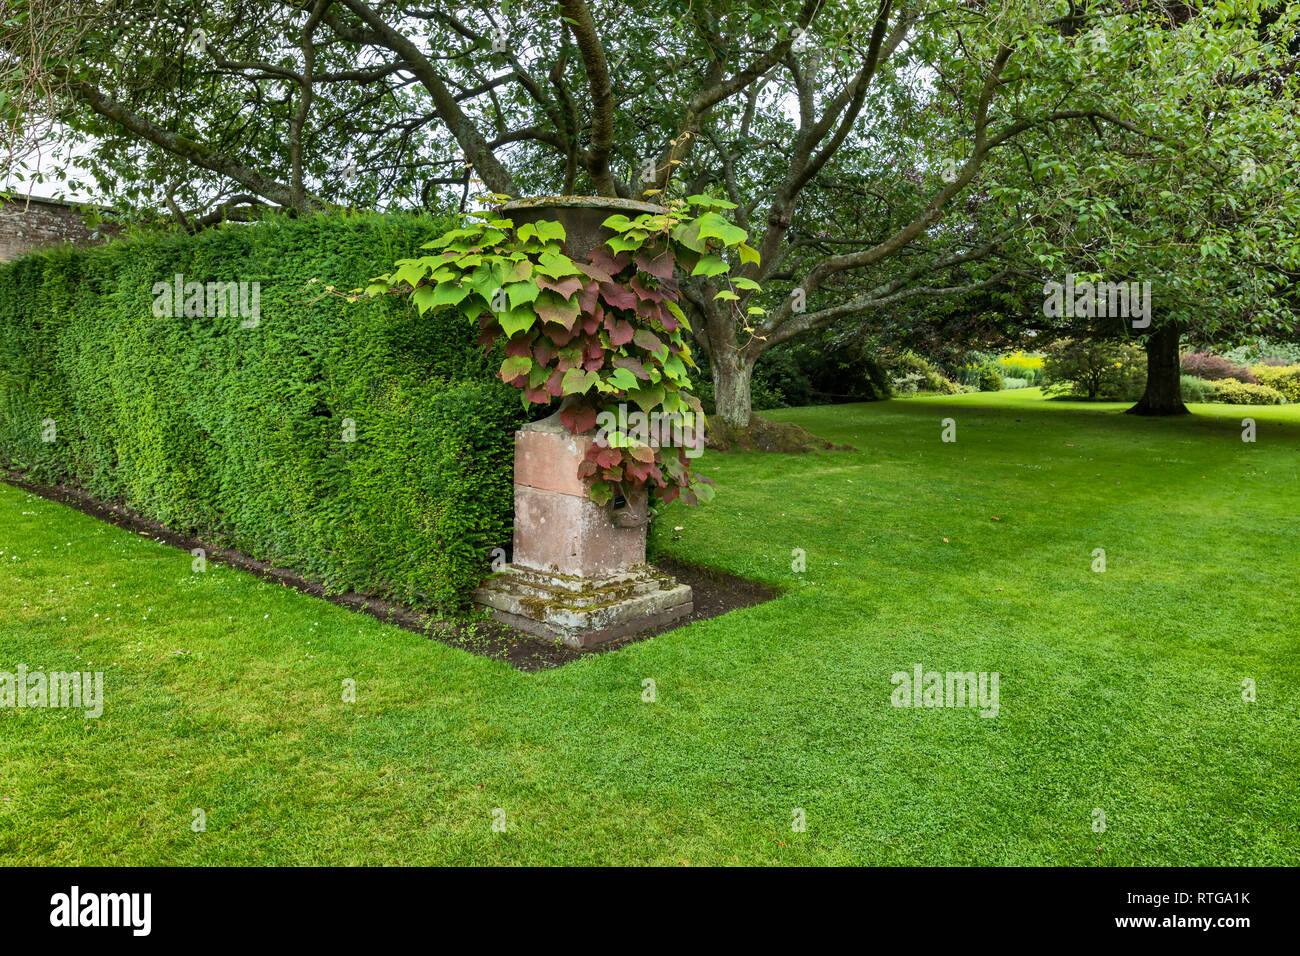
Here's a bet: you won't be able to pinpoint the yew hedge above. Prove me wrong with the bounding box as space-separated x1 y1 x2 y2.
0 212 524 610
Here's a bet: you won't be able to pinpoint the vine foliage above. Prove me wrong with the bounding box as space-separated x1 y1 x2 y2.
366 195 762 506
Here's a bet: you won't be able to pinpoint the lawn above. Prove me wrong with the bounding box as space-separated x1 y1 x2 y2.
1 388 1297 865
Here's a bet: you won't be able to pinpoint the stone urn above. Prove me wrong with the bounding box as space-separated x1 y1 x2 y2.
472 197 694 647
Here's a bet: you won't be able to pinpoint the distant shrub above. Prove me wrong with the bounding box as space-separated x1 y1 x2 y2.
1222 340 1300 366
885 350 963 395
1043 339 1145 400
784 332 893 402
996 352 1045 385
889 371 927 396
1180 352 1256 383
1001 376 1031 390
1180 375 1215 403
931 377 973 395
1249 364 1300 403
1211 380 1286 405
978 366 1004 391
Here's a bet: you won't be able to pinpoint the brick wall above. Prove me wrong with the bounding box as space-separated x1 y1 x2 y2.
0 196 119 263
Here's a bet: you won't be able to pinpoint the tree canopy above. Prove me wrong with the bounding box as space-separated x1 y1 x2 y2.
4 0 1298 422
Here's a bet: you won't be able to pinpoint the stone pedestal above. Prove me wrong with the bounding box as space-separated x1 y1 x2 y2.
473 413 693 648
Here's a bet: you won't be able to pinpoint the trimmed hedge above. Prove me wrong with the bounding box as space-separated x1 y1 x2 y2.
0 212 525 610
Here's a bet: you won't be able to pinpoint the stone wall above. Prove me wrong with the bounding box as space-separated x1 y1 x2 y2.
0 196 118 263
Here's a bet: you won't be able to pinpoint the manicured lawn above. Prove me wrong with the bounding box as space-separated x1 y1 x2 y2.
2 388 1297 864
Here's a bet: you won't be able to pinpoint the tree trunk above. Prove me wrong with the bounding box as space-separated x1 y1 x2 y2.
712 353 755 429
1127 323 1188 416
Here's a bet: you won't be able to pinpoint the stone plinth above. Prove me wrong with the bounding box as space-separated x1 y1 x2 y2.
474 564 693 648
513 421 648 576
474 411 693 648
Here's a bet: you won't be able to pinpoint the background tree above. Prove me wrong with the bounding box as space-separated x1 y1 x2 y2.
5 1 1297 424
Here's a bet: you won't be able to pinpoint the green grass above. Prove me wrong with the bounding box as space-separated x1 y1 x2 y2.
2 387 1297 865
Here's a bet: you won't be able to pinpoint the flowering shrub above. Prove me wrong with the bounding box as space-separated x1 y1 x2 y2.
1249 364 1300 402
996 352 1045 385
1211 380 1286 404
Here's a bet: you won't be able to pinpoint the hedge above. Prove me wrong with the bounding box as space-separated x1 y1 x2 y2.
0 211 525 610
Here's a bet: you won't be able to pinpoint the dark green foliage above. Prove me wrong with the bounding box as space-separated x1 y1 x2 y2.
0 212 523 610
785 333 892 403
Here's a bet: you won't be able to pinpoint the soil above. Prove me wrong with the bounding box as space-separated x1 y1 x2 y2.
2 472 779 672
706 413 855 453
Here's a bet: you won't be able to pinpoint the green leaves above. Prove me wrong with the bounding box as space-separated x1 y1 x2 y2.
694 211 747 247
561 367 599 395
516 220 566 243
535 250 580 279
607 366 640 391
499 355 531 384
691 255 729 278
504 280 540 309
497 306 536 338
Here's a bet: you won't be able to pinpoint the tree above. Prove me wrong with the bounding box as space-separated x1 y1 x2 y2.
5 1 1296 425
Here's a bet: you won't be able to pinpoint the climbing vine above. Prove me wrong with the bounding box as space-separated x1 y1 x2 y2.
365 195 763 506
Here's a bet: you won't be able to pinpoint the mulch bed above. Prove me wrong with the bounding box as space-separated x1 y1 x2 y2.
3 471 779 671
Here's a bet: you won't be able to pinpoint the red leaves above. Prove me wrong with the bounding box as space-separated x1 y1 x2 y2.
560 401 599 433
609 318 635 347
630 273 663 303
576 260 614 284
578 279 601 315
635 298 664 324
635 248 674 281
548 323 578 347
588 247 630 277
598 280 637 311
533 339 556 368
611 354 651 380
537 275 583 299
633 328 665 355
